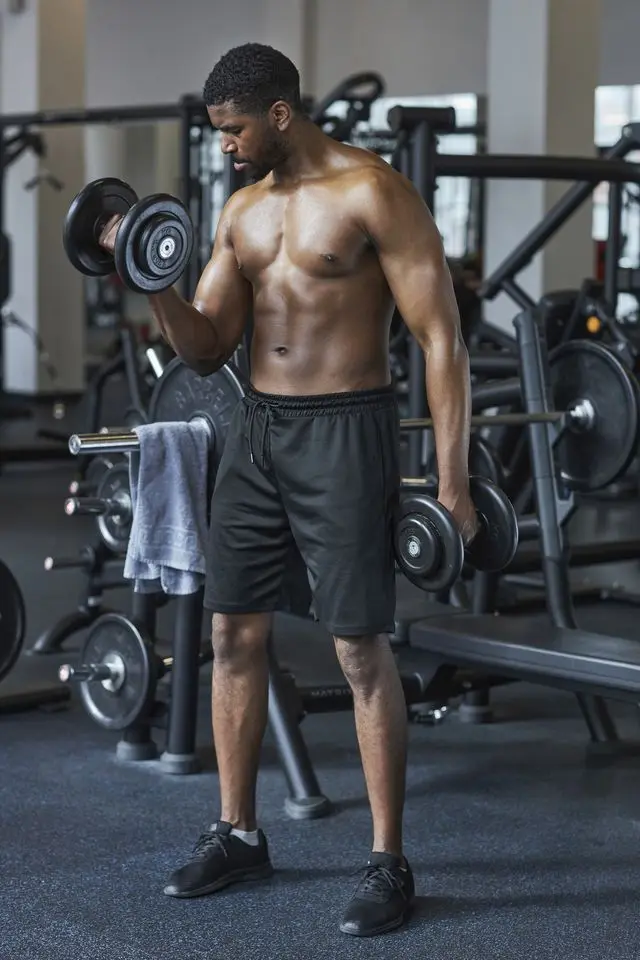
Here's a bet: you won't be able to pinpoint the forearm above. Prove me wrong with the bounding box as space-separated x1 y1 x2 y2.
424 336 471 497
148 288 228 375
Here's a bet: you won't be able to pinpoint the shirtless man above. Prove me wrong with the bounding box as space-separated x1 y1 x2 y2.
102 42 476 937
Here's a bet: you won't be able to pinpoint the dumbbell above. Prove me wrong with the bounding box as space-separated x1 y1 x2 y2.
63 178 194 293
394 475 518 593
64 462 132 554
58 612 212 731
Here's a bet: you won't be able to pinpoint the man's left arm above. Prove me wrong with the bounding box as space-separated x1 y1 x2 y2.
359 167 476 538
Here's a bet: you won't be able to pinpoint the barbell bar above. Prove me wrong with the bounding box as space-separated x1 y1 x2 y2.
400 399 595 432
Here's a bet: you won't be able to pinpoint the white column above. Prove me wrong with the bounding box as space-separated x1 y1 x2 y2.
484 0 601 331
1 0 85 394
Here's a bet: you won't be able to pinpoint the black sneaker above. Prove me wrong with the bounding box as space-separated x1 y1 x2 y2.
340 852 415 937
163 821 273 898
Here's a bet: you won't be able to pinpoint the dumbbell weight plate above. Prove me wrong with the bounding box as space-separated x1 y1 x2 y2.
394 494 464 592
63 178 138 277
114 194 195 294
465 476 519 573
78 613 157 730
96 462 132 554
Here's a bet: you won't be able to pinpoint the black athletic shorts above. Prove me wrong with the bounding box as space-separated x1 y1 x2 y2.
204 384 400 636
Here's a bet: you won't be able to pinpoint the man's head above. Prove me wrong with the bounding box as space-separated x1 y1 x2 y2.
203 43 303 179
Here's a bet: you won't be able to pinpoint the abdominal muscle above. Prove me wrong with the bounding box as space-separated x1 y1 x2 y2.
246 267 395 396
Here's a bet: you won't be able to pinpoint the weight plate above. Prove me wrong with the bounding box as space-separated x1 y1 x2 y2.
0 559 26 683
79 613 156 731
465 476 519 572
394 494 464 593
549 339 640 492
114 194 195 294
63 178 138 277
96 462 132 554
148 359 244 466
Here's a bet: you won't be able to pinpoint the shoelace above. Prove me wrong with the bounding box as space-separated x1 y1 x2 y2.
192 832 228 860
356 865 407 901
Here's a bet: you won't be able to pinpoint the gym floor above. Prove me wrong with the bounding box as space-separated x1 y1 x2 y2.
2 459 640 960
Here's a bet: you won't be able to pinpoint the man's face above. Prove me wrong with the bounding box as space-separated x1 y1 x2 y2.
208 102 289 181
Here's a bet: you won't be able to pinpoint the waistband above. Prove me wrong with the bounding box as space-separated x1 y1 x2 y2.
244 383 397 416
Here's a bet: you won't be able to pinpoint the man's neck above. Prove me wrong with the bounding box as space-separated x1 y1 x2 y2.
272 121 331 184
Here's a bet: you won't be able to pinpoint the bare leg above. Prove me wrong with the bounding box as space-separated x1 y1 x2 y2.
212 611 272 830
334 634 407 857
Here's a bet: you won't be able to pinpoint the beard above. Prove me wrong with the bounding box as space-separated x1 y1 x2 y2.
247 131 290 181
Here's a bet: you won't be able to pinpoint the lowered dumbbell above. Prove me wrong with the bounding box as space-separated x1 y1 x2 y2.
58 612 212 731
64 462 132 554
394 476 518 593
63 177 194 293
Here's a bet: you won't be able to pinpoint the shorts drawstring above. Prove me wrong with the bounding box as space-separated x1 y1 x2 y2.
246 399 273 470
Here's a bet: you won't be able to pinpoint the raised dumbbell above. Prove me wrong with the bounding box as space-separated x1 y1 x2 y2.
394 475 519 593
63 177 195 294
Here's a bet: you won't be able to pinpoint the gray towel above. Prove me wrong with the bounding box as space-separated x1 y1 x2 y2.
124 420 211 595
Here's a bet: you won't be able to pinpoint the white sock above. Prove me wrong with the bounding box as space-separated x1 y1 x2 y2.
230 827 260 846
215 826 260 846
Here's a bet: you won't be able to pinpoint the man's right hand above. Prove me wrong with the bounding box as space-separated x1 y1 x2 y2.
98 214 123 254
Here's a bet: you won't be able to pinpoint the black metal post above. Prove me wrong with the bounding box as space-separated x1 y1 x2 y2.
116 592 159 761
267 645 331 820
407 121 439 476
514 309 619 746
160 589 204 774
604 182 623 314
179 96 199 302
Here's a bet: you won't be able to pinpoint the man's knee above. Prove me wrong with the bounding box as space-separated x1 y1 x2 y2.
211 612 271 669
334 634 391 698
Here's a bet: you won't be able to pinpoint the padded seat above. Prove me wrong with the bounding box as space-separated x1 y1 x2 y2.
409 614 640 702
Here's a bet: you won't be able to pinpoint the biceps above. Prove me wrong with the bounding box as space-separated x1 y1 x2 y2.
192 246 252 334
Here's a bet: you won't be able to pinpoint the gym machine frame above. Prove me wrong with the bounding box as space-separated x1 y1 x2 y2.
389 107 640 476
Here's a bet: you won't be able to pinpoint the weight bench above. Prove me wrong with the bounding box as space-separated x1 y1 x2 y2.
409 614 640 735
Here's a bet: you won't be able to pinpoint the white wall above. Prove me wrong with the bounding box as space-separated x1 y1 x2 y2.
600 0 640 86
84 0 640 109
85 0 266 107
313 0 488 97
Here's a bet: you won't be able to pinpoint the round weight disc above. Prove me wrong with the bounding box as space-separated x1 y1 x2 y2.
465 476 519 572
114 194 195 294
0 559 26 683
63 178 138 277
79 613 155 731
96 462 132 554
394 494 464 593
549 340 640 491
148 359 245 466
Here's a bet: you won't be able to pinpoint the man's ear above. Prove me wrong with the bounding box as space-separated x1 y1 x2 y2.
270 100 292 131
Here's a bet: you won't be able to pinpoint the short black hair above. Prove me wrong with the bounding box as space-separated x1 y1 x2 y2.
203 43 302 115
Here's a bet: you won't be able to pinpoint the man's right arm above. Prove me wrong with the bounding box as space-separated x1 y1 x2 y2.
103 196 252 377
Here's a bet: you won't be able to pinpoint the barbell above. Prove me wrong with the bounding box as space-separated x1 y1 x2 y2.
405 339 640 493
63 178 194 294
